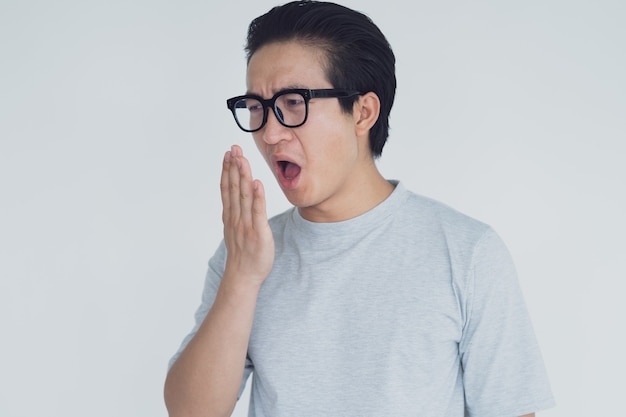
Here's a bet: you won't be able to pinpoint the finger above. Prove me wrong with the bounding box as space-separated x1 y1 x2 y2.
228 148 242 225
236 154 255 228
220 150 232 224
230 144 242 157
252 179 269 231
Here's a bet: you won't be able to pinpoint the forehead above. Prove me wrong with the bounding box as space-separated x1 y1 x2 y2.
246 41 331 95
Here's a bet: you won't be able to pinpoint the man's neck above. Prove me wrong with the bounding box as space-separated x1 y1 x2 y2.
298 168 394 223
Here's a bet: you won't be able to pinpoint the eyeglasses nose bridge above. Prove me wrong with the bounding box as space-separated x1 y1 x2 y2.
272 104 285 124
260 96 288 129
264 102 288 131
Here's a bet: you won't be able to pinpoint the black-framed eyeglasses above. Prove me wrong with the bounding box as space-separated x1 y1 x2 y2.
226 88 362 133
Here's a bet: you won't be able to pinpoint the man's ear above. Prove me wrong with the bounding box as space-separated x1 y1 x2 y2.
353 91 381 137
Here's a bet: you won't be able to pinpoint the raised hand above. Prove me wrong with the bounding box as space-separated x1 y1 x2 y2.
220 145 275 287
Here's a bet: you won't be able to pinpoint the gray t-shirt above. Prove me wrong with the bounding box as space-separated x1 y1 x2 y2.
171 181 554 417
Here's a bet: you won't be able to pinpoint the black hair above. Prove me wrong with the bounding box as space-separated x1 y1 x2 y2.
245 0 396 158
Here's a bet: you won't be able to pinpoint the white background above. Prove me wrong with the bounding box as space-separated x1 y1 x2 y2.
1 0 624 416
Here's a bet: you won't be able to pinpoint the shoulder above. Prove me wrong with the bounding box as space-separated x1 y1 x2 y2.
396 186 493 248
391 184 519 286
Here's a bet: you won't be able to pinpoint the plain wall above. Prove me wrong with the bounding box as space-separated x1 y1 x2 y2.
1 1 624 416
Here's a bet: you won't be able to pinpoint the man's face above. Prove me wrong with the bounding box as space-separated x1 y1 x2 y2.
246 41 372 222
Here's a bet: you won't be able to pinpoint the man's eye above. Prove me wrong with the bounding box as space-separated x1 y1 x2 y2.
248 104 263 112
279 93 305 107
287 97 304 106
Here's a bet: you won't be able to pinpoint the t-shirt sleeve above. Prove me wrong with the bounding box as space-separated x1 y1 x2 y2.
167 240 253 400
459 228 555 417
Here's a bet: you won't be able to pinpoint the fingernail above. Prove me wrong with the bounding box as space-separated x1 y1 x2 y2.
224 151 231 163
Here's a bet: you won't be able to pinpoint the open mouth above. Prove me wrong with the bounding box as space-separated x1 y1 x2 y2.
277 160 301 181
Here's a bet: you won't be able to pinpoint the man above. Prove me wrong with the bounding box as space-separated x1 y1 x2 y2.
164 1 554 416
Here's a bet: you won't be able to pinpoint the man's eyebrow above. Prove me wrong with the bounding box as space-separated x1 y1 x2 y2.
246 85 309 96
281 84 307 90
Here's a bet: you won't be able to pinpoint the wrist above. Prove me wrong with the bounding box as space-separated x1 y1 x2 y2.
220 268 265 298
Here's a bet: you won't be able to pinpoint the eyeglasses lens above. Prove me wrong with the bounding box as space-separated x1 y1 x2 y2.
274 93 306 127
234 98 263 132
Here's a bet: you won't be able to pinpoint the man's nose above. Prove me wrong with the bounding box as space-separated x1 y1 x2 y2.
261 107 292 144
